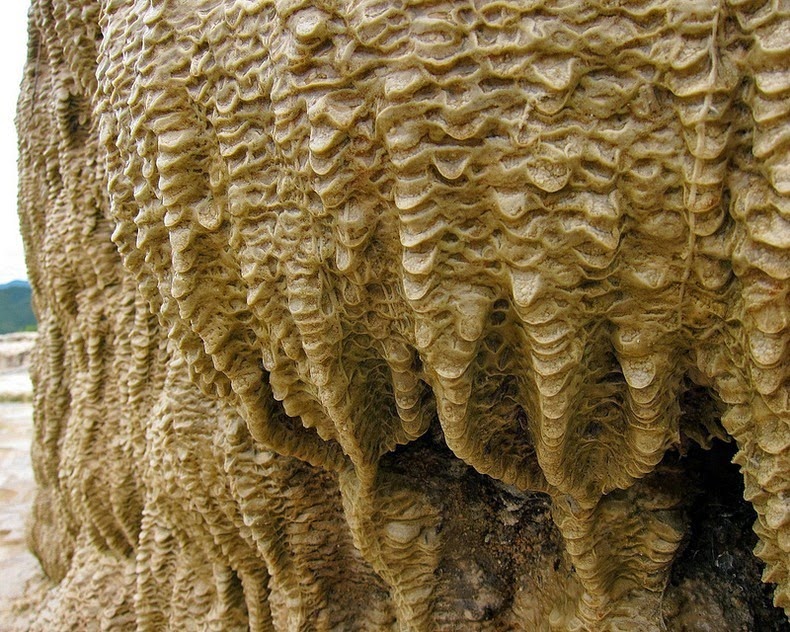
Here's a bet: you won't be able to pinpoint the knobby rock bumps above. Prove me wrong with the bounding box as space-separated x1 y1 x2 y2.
17 0 789 630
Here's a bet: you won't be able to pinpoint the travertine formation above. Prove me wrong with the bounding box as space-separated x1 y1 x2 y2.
17 0 789 630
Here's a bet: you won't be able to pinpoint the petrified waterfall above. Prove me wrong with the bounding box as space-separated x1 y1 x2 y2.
17 1 789 630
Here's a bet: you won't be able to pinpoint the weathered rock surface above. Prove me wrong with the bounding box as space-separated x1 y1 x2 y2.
17 1 789 630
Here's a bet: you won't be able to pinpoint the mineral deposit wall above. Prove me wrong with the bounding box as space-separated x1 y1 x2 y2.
17 1 789 630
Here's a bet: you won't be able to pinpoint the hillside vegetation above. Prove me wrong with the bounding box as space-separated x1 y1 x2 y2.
0 281 35 334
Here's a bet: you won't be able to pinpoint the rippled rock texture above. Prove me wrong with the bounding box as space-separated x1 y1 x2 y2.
17 0 789 630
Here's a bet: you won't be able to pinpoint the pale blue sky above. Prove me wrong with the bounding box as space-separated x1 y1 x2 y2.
0 1 32 284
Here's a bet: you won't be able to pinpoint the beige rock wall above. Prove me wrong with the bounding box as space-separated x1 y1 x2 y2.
17 1 789 630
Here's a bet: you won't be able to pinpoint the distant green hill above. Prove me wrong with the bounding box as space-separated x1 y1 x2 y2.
0 280 36 334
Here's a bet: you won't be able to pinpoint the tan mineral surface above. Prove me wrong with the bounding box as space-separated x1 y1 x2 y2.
15 1 790 630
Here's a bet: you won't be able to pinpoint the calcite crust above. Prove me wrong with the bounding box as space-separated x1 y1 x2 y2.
17 0 789 630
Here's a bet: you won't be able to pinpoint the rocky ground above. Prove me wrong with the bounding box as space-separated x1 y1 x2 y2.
0 333 51 631
0 333 36 374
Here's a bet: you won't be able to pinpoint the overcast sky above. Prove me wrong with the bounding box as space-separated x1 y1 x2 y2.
0 2 32 284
